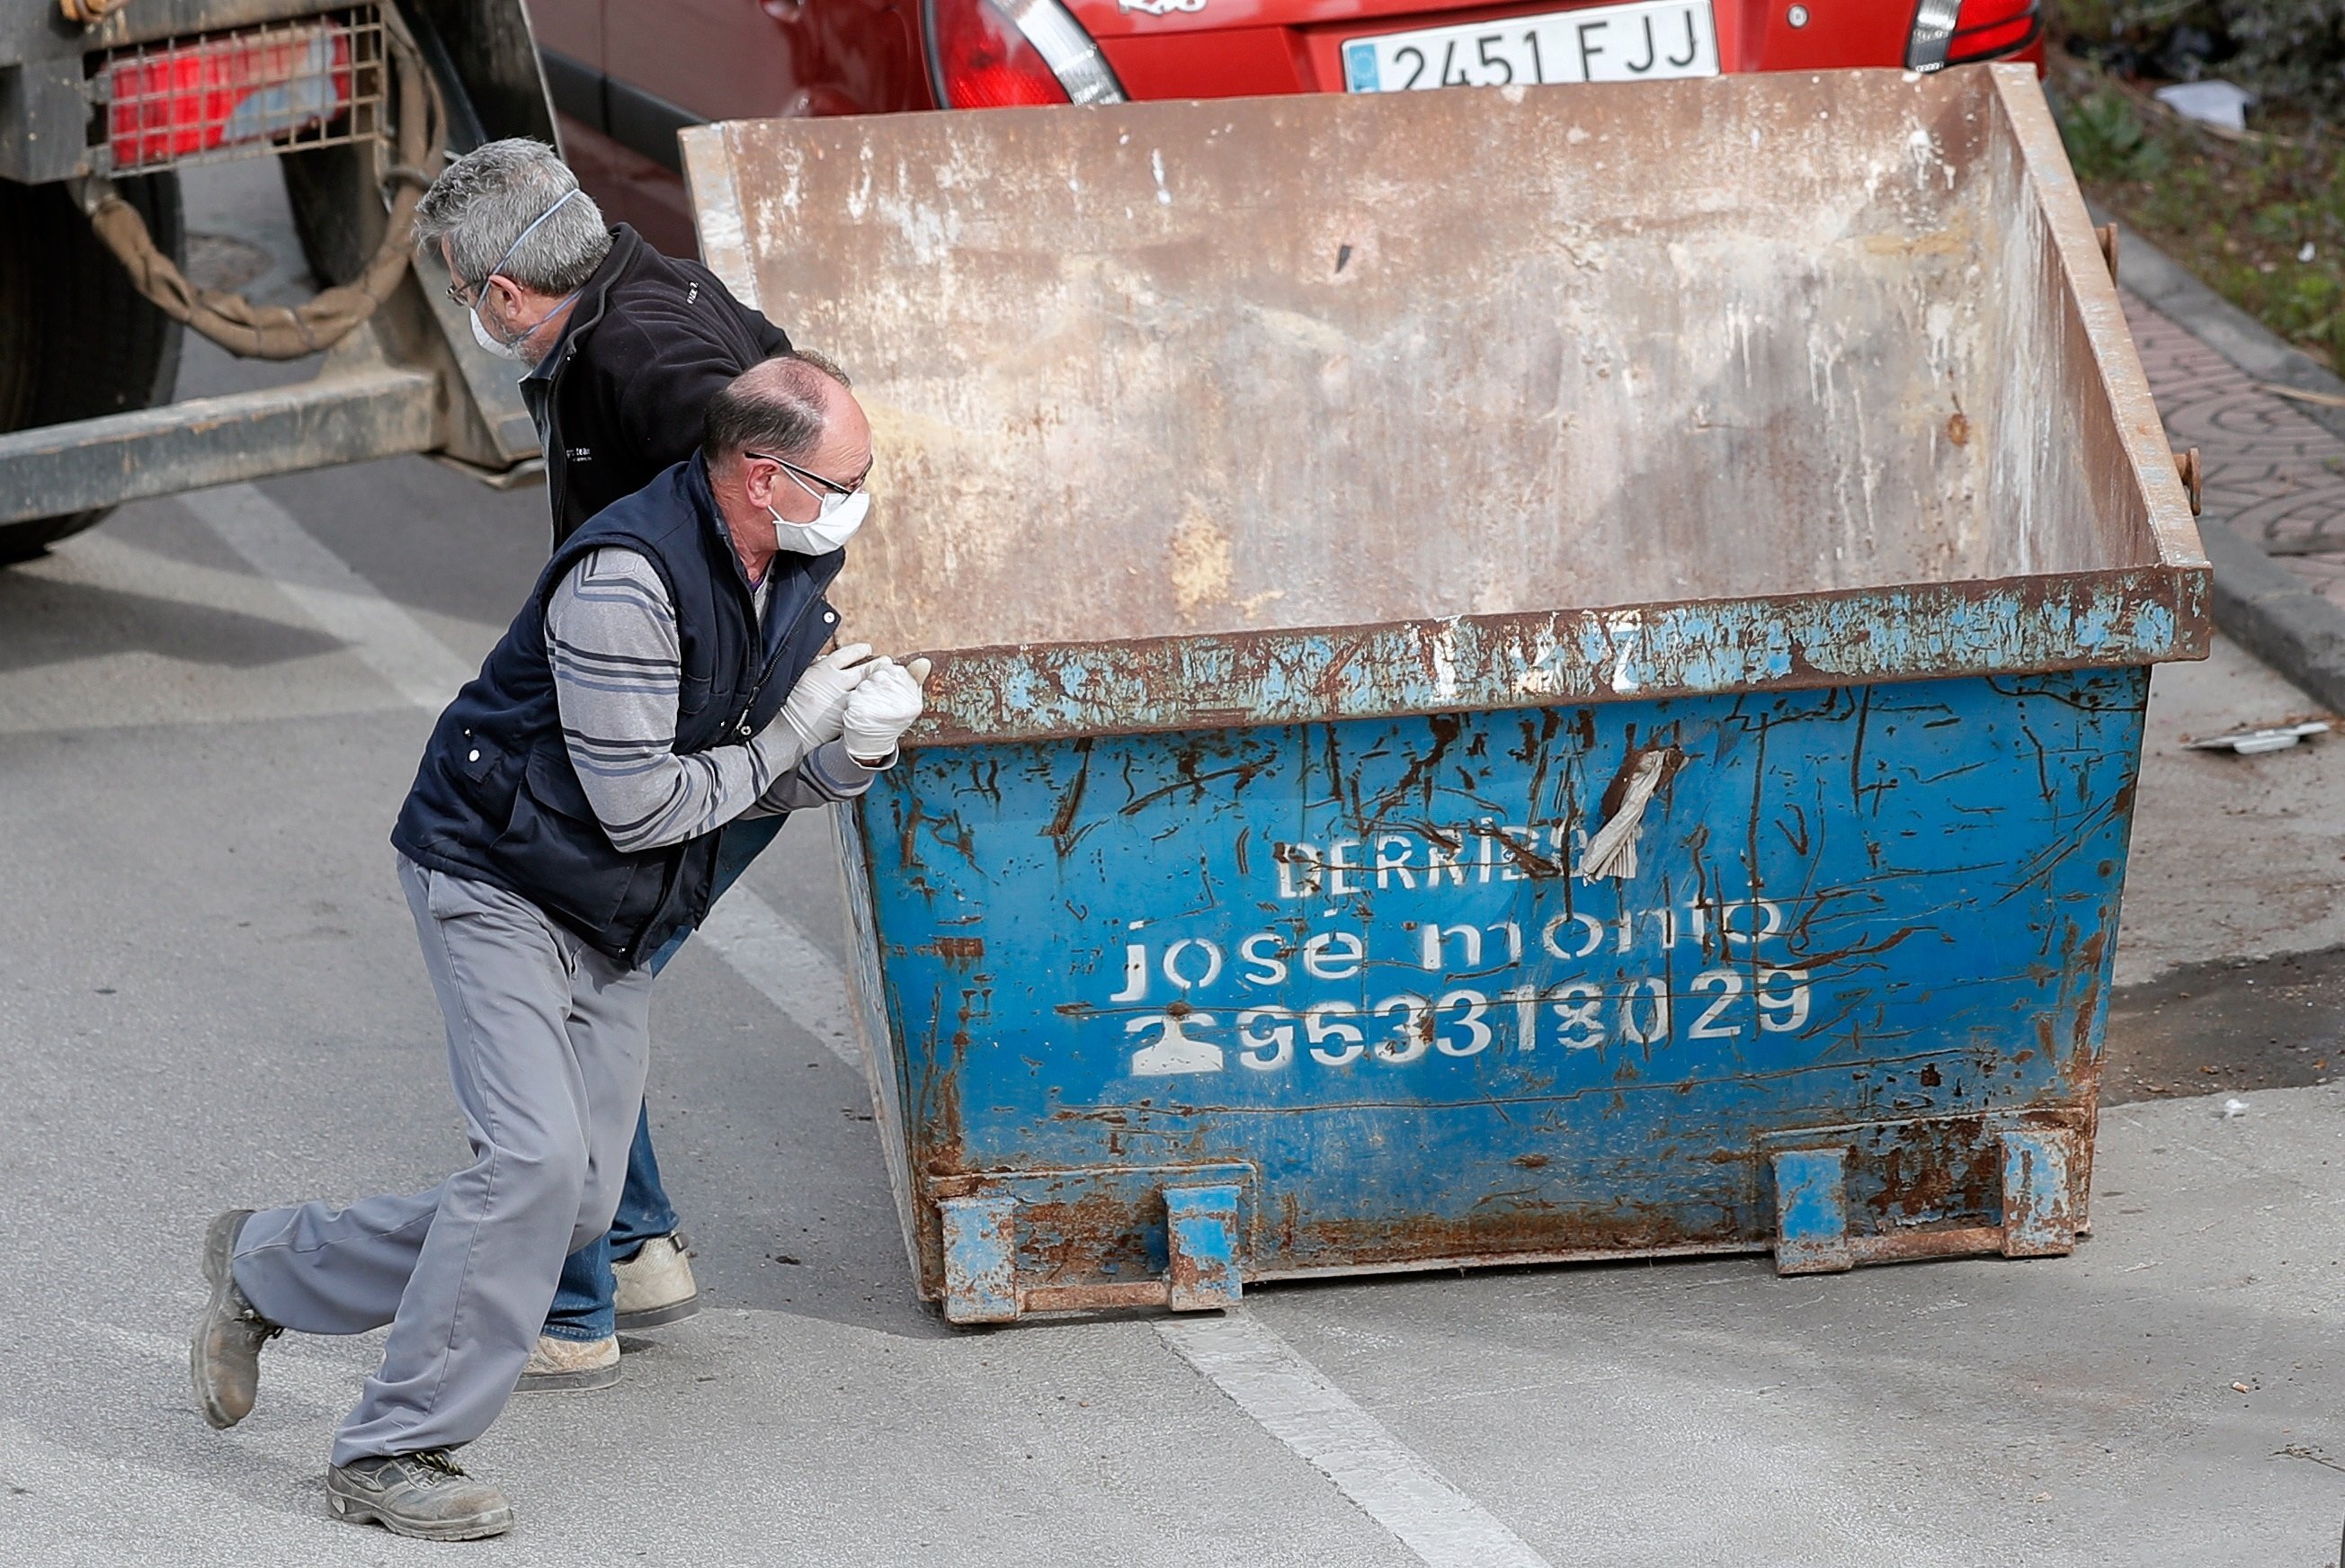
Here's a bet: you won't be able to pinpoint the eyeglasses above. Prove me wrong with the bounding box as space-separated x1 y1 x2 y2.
434 236 489 307
746 450 870 498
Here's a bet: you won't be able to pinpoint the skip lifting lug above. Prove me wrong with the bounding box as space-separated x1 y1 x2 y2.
1770 1121 2082 1274
937 1180 1245 1323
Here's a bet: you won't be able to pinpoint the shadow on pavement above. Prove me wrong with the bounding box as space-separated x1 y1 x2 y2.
0 569 341 674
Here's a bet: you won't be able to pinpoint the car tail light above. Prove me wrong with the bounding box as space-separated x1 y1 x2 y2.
1906 0 2040 73
98 10 385 174
923 0 1125 110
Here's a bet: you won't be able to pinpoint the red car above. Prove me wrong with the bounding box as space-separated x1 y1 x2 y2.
534 0 2042 255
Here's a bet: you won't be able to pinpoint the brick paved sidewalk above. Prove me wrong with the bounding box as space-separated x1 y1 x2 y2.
2122 290 2345 610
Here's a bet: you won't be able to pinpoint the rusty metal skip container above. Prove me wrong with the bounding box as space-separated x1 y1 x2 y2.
681 65 2207 1323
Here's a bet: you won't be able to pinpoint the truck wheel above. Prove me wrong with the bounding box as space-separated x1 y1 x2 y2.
0 174 186 565
281 141 389 288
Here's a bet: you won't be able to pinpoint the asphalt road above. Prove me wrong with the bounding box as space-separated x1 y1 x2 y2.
2 158 2342 1567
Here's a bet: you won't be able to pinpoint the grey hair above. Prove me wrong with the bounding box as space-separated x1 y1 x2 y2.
413 138 611 295
702 352 854 468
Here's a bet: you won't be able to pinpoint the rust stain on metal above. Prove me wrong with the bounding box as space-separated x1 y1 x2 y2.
1845 1225 2006 1264
1020 1280 1171 1313
1044 737 1092 857
2173 447 2204 516
1850 1108 2091 1229
889 567 2203 746
1868 1117 2002 1224
1595 742 1685 823
2063 921 2114 1225
1013 1187 1157 1286
688 66 2205 748
1164 1240 1212 1305
1283 1200 1748 1273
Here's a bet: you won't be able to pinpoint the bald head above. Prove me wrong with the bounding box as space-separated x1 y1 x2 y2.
701 351 859 473
701 351 874 578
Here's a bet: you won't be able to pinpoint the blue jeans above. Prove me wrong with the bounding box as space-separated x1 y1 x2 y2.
541 815 787 1341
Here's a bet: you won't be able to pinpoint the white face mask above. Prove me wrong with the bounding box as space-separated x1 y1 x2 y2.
472 283 581 364
470 304 524 361
768 487 869 556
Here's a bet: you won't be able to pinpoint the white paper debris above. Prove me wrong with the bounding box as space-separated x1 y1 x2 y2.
2301 241 2318 263
2222 1098 2249 1119
1580 751 1670 881
2183 720 2331 754
2154 80 2255 132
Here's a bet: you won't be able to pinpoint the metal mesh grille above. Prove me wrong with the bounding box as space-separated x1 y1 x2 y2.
90 7 386 176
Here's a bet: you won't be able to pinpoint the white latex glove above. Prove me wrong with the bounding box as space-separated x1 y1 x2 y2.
780 643 878 749
842 655 931 763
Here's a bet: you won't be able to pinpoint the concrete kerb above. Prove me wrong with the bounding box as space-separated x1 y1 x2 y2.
2194 511 2345 717
2100 213 2345 716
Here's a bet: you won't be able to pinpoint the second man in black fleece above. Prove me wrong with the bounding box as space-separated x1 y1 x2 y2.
410 137 843 1388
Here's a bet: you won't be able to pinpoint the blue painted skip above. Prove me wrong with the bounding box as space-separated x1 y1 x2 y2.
846 667 2147 1302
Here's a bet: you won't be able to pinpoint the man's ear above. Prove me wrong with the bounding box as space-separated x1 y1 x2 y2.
737 457 775 511
485 274 530 322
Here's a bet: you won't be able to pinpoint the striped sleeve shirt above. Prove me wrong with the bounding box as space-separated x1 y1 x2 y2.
544 548 881 853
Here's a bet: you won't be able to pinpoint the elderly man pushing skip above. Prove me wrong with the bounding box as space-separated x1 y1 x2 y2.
191 353 925 1540
406 137 804 1386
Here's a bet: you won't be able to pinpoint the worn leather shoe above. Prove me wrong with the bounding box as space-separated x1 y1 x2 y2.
190 1207 280 1430
326 1449 513 1540
611 1232 699 1330
515 1332 620 1393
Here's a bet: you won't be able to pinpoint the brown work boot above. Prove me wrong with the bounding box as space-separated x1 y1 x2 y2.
515 1332 620 1393
611 1232 699 1330
190 1207 280 1430
326 1449 513 1541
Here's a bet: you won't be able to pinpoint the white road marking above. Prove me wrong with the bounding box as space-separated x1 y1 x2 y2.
58 529 353 631
0 527 436 735
694 888 860 1066
182 482 855 1054
1159 1313 1556 1568
180 483 476 710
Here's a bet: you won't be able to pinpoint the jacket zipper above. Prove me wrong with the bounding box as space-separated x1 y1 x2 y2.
731 575 837 738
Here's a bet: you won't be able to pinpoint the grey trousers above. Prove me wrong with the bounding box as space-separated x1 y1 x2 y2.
233 856 652 1466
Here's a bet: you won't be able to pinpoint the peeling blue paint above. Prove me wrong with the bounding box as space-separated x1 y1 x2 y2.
847 667 2150 1314
914 571 2202 747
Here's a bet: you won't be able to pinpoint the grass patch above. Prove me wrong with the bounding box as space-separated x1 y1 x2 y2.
2050 51 2345 367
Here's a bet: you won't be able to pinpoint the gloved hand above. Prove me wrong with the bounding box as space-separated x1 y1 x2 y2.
842 655 931 764
780 643 878 750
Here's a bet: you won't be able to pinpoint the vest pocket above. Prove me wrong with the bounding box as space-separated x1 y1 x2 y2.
456 731 500 781
678 666 715 719
488 745 638 934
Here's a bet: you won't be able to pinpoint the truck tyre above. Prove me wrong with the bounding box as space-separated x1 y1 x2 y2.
0 173 186 565
281 141 390 288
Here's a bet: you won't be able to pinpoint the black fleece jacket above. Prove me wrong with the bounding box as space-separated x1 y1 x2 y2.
521 224 792 547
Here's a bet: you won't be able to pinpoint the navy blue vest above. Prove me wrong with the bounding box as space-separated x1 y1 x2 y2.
391 455 843 966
